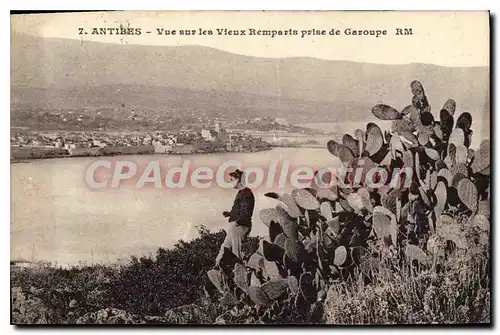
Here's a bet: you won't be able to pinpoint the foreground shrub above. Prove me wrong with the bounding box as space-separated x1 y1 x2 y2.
12 226 259 323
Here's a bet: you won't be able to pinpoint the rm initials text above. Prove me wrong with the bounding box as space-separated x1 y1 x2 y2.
395 28 413 36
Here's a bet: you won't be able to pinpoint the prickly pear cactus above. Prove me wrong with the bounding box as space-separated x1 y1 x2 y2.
207 80 490 325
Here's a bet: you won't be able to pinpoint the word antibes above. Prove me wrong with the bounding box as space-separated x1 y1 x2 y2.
78 27 142 35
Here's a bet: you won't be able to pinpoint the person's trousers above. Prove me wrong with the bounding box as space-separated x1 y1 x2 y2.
216 222 251 265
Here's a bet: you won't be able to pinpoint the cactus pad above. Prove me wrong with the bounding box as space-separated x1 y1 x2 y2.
262 240 285 262
207 269 224 294
274 233 287 249
456 112 473 132
401 104 418 116
454 163 469 178
451 172 467 189
454 144 468 165
259 208 280 227
269 220 283 242
326 216 341 235
373 206 397 243
478 200 490 218
342 134 359 156
449 128 465 147
280 193 302 218
320 201 334 221
327 140 355 163
430 170 438 190
247 286 271 307
390 134 405 159
437 168 453 186
233 263 248 292
334 246 347 266
287 275 299 295
424 148 440 161
392 118 416 134
357 188 373 213
411 80 425 95
365 123 384 156
263 259 281 280
219 247 241 268
316 187 339 201
471 139 491 174
299 272 317 302
418 132 429 146
250 272 261 287
339 197 354 212
402 150 414 169
247 252 264 271
381 190 397 215
371 104 402 120
420 112 435 126
285 239 304 264
433 125 444 140
355 129 365 155
441 99 456 116
292 188 320 210
471 214 489 232
220 291 238 306
400 130 419 147
264 192 280 199
434 181 447 218
457 178 478 212
261 278 288 300
281 220 299 241
347 193 364 212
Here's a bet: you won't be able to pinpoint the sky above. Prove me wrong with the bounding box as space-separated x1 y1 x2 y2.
11 11 490 67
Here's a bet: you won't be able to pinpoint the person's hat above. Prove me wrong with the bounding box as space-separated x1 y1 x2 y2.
229 169 244 180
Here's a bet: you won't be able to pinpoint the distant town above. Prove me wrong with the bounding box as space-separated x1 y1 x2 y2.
11 116 325 161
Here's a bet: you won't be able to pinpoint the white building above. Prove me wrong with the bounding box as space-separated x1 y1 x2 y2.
201 129 214 141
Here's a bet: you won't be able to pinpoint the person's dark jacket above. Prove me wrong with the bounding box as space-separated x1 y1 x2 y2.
227 187 255 227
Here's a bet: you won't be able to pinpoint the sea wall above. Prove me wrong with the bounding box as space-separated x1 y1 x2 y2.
99 145 155 156
11 145 156 161
11 147 69 160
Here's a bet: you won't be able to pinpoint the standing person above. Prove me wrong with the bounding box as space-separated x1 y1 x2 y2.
215 169 255 265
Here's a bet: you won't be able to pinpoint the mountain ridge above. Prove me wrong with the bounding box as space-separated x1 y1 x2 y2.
11 32 489 68
11 32 489 123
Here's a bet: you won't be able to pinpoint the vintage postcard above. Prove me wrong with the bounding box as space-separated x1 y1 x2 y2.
10 11 490 325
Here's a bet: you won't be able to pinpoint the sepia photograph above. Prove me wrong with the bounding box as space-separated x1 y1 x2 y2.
10 10 491 325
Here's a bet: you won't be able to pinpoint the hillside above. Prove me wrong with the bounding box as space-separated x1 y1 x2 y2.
10 85 373 124
11 32 489 123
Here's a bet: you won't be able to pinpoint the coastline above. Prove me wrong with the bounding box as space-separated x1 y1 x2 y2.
10 145 273 163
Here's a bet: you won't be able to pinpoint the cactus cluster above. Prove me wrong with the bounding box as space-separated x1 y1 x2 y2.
207 80 490 324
